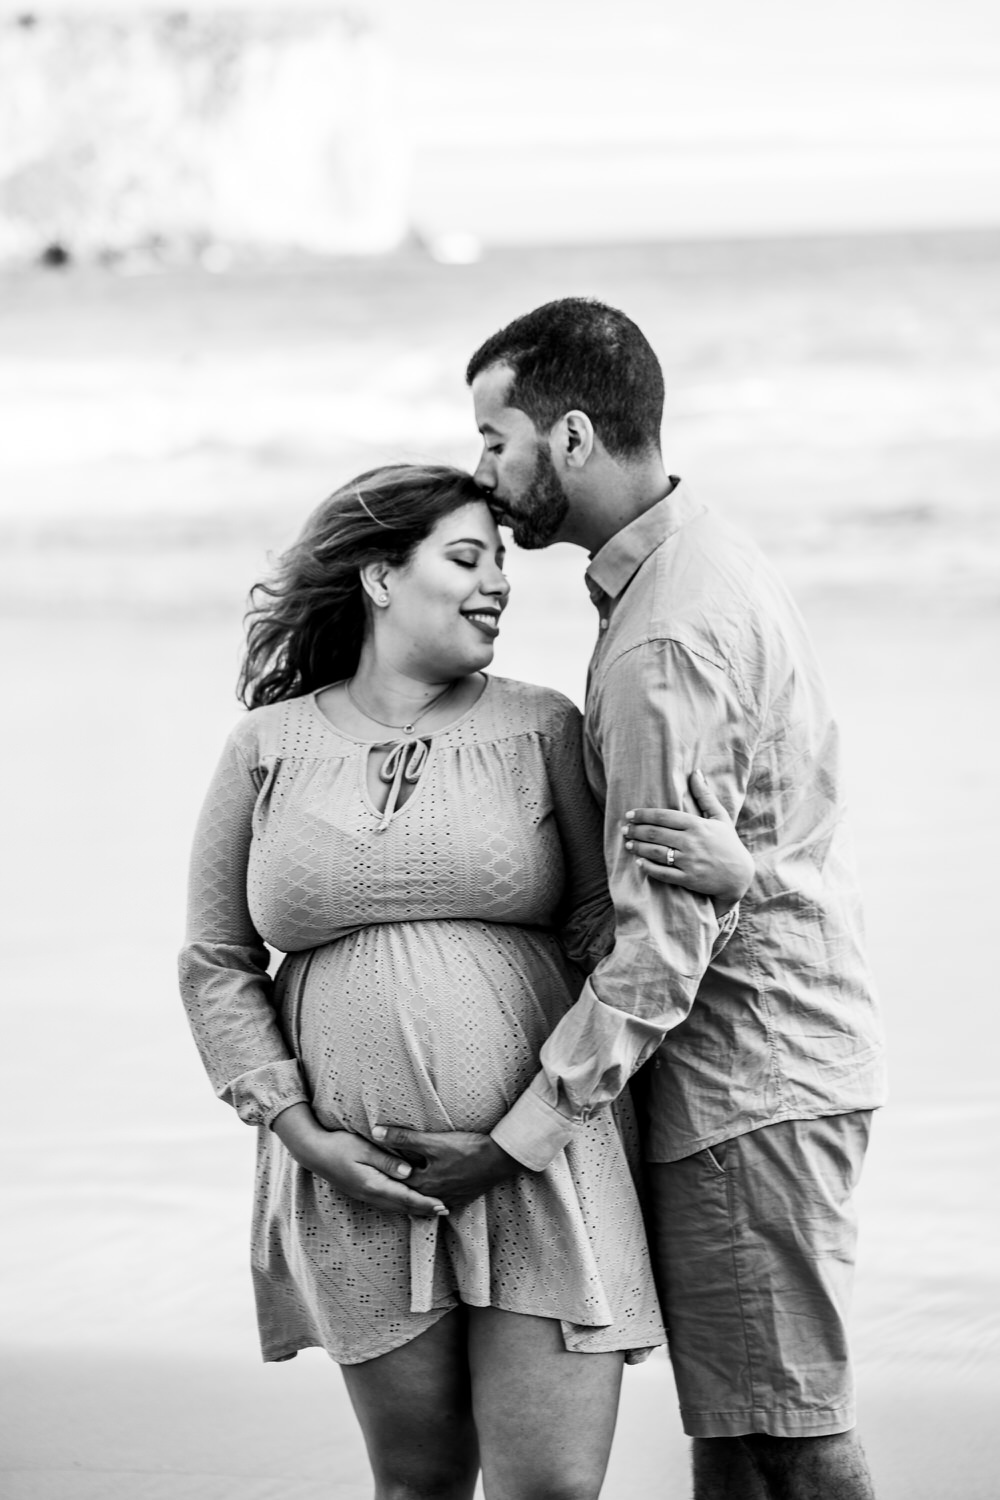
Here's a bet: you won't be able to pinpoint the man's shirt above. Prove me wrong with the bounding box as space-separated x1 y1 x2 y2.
491 480 887 1169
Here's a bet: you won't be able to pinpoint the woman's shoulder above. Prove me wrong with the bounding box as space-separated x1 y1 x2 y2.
483 675 583 736
222 693 325 765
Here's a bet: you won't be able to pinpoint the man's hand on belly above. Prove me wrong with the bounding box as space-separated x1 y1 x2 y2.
371 1125 521 1206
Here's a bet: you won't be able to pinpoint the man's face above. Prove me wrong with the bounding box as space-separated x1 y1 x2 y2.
471 363 569 550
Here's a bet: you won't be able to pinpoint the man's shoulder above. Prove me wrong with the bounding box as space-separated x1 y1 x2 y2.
659 505 779 598
647 509 802 644
602 505 819 712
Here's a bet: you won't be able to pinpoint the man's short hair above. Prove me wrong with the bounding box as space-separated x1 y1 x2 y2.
466 297 664 459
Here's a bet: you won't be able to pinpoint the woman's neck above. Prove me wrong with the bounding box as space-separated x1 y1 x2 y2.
351 651 460 725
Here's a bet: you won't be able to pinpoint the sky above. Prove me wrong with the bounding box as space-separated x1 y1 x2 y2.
376 0 1000 241
3 0 998 245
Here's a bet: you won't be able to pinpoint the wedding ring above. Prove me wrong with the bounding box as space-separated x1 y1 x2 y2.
665 847 676 867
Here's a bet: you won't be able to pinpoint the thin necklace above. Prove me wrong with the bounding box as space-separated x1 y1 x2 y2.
345 677 456 736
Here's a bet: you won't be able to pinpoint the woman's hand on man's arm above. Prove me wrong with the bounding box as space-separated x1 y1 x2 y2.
622 769 754 907
270 1103 448 1218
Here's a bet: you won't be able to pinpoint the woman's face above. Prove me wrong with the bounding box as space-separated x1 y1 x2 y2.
377 500 511 678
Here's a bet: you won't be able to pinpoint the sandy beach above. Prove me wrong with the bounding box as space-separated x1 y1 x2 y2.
2 232 999 1496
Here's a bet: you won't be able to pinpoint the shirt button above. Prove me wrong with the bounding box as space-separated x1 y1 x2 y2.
599 619 609 631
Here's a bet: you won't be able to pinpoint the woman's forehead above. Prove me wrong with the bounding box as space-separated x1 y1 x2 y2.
429 500 499 545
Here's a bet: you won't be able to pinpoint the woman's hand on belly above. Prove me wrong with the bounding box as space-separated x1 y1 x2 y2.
371 1123 521 1207
271 1103 449 1219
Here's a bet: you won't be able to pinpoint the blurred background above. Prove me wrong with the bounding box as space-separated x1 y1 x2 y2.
2 3 999 1497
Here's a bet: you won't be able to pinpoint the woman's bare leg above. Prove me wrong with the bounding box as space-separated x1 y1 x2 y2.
340 1308 479 1500
467 1307 624 1500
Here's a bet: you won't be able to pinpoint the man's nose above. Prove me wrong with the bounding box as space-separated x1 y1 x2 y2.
473 452 495 490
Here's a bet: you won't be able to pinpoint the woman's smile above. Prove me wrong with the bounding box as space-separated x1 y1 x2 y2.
462 606 503 639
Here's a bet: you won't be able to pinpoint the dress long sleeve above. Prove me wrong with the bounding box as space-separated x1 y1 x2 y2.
178 729 309 1127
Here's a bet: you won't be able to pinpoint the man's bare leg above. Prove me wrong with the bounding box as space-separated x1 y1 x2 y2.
692 1437 768 1499
694 1431 875 1500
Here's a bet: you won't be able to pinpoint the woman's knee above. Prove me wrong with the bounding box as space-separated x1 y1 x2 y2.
341 1311 479 1499
358 1391 480 1499
482 1476 603 1500
469 1309 621 1500
373 1452 479 1500
539 1481 604 1500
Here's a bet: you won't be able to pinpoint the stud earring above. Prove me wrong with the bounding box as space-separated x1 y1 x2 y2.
376 592 389 606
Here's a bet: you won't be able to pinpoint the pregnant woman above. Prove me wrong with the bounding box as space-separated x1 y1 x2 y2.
179 463 753 1500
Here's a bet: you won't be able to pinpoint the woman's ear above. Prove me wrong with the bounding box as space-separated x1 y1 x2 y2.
360 561 391 607
557 410 595 470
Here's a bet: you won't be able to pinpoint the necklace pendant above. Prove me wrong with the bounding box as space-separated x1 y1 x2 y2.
344 676 455 735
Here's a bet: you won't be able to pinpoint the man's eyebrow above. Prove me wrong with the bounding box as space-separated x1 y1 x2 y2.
478 421 502 436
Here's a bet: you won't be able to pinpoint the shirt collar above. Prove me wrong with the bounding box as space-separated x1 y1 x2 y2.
585 478 702 602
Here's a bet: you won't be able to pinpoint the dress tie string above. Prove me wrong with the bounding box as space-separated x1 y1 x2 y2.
375 738 430 832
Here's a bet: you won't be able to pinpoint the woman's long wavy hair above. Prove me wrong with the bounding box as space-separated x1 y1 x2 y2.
238 464 487 709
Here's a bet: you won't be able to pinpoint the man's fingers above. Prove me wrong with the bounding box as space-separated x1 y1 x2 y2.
688 769 730 821
372 1124 431 1166
372 1124 423 1150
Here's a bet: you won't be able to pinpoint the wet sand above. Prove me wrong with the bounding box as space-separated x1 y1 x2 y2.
2 233 999 1495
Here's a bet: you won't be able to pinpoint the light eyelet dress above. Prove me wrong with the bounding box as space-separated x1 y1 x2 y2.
180 675 665 1365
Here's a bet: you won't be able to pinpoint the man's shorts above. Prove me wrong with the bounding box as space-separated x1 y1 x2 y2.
646 1110 873 1439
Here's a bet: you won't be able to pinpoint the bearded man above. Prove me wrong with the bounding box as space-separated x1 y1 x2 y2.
378 299 886 1500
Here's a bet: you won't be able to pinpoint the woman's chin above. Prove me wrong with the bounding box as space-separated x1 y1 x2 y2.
447 643 496 676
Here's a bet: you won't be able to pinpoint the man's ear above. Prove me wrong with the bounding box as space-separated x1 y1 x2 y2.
555 410 595 469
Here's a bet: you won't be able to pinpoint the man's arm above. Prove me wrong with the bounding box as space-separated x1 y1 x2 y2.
491 637 754 1170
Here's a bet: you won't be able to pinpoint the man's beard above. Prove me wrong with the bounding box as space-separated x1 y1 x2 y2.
506 444 569 550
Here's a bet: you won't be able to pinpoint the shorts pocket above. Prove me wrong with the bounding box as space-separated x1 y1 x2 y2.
703 1140 730 1174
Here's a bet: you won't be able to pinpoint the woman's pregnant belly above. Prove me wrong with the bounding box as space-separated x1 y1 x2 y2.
277 920 583 1135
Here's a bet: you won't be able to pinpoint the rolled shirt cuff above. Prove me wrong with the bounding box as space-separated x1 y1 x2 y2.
490 1083 577 1172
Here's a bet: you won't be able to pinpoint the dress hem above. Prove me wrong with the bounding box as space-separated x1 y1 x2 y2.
260 1295 664 1367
